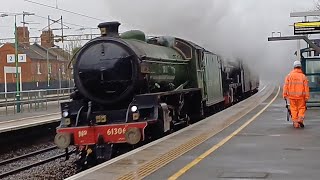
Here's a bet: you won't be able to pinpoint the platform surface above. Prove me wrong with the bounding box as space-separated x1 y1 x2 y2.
148 89 320 180
0 99 68 133
66 83 287 180
0 106 61 133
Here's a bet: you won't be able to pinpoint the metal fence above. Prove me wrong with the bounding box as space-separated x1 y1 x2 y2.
0 88 72 115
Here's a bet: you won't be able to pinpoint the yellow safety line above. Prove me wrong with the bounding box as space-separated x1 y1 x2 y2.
168 86 280 180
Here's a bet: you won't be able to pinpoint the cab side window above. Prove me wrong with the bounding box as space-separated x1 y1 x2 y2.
174 40 192 59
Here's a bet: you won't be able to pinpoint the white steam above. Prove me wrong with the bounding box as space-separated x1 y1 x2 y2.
105 0 316 83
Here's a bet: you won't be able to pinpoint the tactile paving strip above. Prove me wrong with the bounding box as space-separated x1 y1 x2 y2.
118 130 216 180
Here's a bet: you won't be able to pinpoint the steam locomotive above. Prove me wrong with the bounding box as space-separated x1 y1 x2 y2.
54 21 259 168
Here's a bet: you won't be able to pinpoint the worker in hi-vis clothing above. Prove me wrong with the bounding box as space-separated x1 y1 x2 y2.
283 60 310 128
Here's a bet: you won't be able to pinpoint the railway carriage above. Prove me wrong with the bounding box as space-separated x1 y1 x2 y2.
54 21 259 168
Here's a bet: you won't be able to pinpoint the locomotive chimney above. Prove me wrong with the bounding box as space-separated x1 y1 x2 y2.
98 21 121 37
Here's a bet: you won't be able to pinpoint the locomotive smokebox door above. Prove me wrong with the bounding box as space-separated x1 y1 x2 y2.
74 33 139 105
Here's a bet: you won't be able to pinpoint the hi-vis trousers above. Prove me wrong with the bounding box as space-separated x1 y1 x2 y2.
289 99 306 128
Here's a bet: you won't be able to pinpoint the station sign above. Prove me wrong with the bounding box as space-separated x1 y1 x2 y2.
7 54 27 63
294 21 320 35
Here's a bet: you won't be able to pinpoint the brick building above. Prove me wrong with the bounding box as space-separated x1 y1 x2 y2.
0 26 73 92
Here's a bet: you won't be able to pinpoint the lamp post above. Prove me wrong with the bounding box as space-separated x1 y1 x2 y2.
46 46 59 87
0 12 34 113
58 68 61 89
14 15 20 112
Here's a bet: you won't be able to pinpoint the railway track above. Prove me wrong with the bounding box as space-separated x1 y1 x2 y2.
0 146 75 179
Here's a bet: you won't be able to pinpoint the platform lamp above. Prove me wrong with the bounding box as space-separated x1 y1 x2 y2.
0 12 34 113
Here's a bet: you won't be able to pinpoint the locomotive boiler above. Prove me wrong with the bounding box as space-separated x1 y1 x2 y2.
54 21 259 169
73 22 191 107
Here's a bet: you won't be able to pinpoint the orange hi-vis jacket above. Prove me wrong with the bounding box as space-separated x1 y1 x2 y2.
283 68 310 100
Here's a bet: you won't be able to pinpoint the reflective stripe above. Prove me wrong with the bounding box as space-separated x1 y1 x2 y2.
288 92 307 95
285 82 304 85
283 69 310 99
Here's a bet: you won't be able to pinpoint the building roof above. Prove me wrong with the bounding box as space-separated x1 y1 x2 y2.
50 48 71 61
7 43 70 61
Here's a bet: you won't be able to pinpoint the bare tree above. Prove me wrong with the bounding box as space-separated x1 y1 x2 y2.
65 36 83 57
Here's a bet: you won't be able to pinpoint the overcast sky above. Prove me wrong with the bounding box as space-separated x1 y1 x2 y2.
1 0 320 82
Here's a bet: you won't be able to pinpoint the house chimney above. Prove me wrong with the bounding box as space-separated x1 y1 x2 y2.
98 21 120 37
17 26 30 48
40 30 54 48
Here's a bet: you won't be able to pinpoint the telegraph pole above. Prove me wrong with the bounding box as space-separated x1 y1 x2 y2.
21 11 39 40
61 16 64 43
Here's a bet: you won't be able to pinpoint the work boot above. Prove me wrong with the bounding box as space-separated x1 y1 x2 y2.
293 122 300 128
298 122 304 128
298 120 304 128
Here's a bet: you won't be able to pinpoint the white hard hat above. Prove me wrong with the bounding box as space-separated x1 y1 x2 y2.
293 60 301 68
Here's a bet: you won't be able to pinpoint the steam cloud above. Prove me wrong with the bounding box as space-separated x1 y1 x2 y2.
105 0 316 83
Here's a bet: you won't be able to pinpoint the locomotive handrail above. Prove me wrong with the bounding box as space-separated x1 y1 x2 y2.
146 57 190 63
143 60 188 65
136 88 201 97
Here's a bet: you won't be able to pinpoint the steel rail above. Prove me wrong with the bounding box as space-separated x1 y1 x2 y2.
0 146 57 166
0 148 75 178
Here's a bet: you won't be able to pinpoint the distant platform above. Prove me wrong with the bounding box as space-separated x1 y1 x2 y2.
0 112 60 133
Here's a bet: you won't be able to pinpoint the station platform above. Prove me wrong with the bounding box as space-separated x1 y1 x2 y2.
0 98 64 118
0 97 72 133
0 101 62 133
154 89 320 180
65 82 320 180
0 112 60 133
